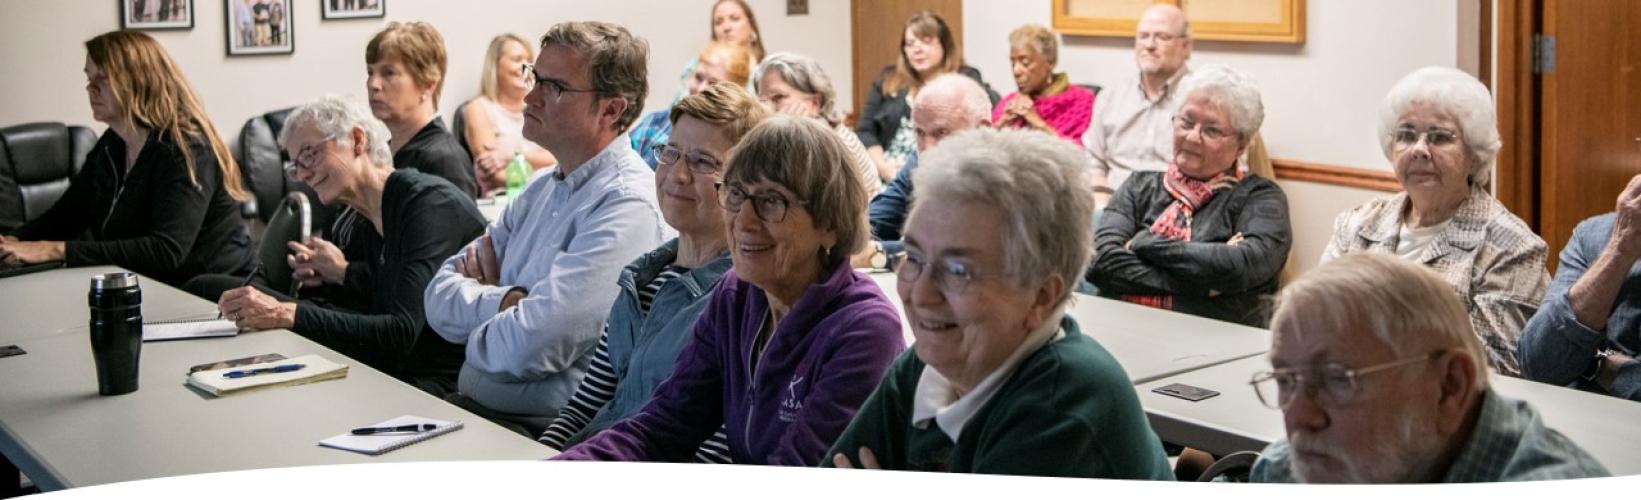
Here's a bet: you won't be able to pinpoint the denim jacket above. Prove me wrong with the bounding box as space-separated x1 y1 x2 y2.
1520 213 1641 399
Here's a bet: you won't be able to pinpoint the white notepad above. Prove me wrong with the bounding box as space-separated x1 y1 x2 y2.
144 319 239 342
185 354 348 396
319 415 464 456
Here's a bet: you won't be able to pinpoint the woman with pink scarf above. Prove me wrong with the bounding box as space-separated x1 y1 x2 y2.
992 24 1094 142
1088 64 1291 327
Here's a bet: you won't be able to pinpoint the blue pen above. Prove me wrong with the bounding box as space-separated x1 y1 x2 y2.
222 363 305 379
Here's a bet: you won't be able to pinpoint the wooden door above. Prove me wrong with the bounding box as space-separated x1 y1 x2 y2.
1538 0 1641 260
849 0 963 123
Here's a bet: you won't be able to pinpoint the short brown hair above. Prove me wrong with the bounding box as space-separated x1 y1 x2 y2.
670 81 769 143
540 21 650 133
724 116 869 271
366 22 449 108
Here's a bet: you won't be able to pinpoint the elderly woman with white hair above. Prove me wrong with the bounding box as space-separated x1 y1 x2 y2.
1321 66 1548 377
213 95 486 393
753 52 880 192
1089 64 1292 327
827 128 1172 478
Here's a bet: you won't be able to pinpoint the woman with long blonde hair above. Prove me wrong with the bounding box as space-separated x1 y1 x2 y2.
0 30 253 288
462 33 555 195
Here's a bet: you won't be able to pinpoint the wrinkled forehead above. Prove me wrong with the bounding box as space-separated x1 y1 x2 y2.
1137 8 1185 34
1270 296 1394 366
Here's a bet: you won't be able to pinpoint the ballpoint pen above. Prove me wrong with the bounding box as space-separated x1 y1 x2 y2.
218 263 263 320
350 423 438 435
221 363 304 379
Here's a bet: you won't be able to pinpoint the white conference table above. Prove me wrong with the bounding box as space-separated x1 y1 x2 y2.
1135 355 1641 476
0 267 552 492
476 196 506 223
866 272 1271 385
0 266 219 344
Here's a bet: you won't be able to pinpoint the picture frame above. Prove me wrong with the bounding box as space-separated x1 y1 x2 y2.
225 0 295 56
321 0 385 20
1052 0 1306 44
120 0 195 30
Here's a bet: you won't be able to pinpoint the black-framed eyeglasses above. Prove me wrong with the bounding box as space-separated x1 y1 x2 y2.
282 135 338 179
1136 31 1184 44
717 182 807 224
652 144 723 178
1249 351 1442 410
522 63 599 102
1173 115 1234 142
896 250 1002 295
1390 127 1460 149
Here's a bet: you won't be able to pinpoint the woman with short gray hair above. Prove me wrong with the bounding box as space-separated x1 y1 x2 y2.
1089 64 1292 327
826 128 1172 479
211 95 486 395
1322 66 1547 376
557 116 905 465
753 52 881 193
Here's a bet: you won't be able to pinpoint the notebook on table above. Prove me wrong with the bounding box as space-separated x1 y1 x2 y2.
185 353 348 396
319 415 464 456
144 319 239 342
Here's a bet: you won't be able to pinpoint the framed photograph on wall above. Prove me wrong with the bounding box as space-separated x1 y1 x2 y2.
1052 0 1305 44
121 0 195 30
321 0 385 20
226 0 295 56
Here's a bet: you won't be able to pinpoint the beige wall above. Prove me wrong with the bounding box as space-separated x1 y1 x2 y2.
962 0 1471 273
0 0 853 139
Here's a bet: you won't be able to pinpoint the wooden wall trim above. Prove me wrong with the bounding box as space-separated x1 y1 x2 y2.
1271 159 1401 192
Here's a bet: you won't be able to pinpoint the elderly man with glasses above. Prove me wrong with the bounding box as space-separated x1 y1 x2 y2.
1083 3 1194 209
422 21 670 437
1249 253 1607 483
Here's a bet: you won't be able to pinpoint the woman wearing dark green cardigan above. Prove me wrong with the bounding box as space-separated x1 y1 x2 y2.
826 128 1172 479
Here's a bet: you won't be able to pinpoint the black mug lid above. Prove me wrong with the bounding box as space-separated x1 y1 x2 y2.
90 272 140 291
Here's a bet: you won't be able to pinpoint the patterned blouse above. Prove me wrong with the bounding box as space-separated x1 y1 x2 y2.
1321 188 1550 377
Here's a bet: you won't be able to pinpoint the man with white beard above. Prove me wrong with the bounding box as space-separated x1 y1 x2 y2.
1248 253 1608 483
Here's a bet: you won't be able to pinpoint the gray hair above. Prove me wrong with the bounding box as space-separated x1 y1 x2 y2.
916 73 991 125
724 116 869 271
752 52 844 127
1008 23 1058 65
540 21 650 133
1177 63 1264 142
1272 253 1490 386
910 127 1094 309
279 94 393 166
1377 66 1501 190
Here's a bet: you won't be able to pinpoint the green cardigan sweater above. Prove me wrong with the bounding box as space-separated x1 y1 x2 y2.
824 317 1173 479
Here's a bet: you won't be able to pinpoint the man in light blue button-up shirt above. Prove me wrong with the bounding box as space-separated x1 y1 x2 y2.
423 21 671 435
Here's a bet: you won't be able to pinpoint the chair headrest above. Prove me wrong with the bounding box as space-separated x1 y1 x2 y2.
1 122 76 183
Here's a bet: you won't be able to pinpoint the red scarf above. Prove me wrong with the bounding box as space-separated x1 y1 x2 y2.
1122 164 1242 310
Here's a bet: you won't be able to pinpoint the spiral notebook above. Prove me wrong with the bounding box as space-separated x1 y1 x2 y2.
144 318 239 342
319 415 463 456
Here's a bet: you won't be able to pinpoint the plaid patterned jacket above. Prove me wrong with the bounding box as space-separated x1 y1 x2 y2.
1321 189 1549 377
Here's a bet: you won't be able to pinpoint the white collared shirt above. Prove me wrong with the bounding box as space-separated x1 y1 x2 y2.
1083 66 1192 192
910 322 1067 442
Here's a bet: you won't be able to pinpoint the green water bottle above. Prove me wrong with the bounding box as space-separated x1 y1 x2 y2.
504 151 530 200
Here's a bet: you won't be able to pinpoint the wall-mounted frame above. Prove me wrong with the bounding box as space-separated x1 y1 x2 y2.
120 0 195 30
322 0 385 20
1052 0 1305 44
226 0 294 56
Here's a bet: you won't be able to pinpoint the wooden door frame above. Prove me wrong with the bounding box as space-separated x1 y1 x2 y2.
1494 0 1540 230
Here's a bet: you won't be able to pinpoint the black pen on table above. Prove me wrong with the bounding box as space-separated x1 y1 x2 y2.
218 263 262 320
351 423 437 435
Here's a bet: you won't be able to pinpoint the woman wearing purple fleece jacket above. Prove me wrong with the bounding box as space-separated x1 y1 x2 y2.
555 117 905 465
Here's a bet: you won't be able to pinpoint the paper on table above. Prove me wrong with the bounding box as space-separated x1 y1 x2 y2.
143 319 239 342
186 353 348 396
319 415 463 456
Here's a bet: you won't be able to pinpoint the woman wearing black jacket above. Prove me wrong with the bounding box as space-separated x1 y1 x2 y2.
215 96 484 393
1 31 252 288
855 11 997 184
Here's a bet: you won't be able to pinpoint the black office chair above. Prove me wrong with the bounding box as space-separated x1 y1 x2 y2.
449 100 472 160
1196 450 1261 482
259 192 311 298
0 122 97 232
